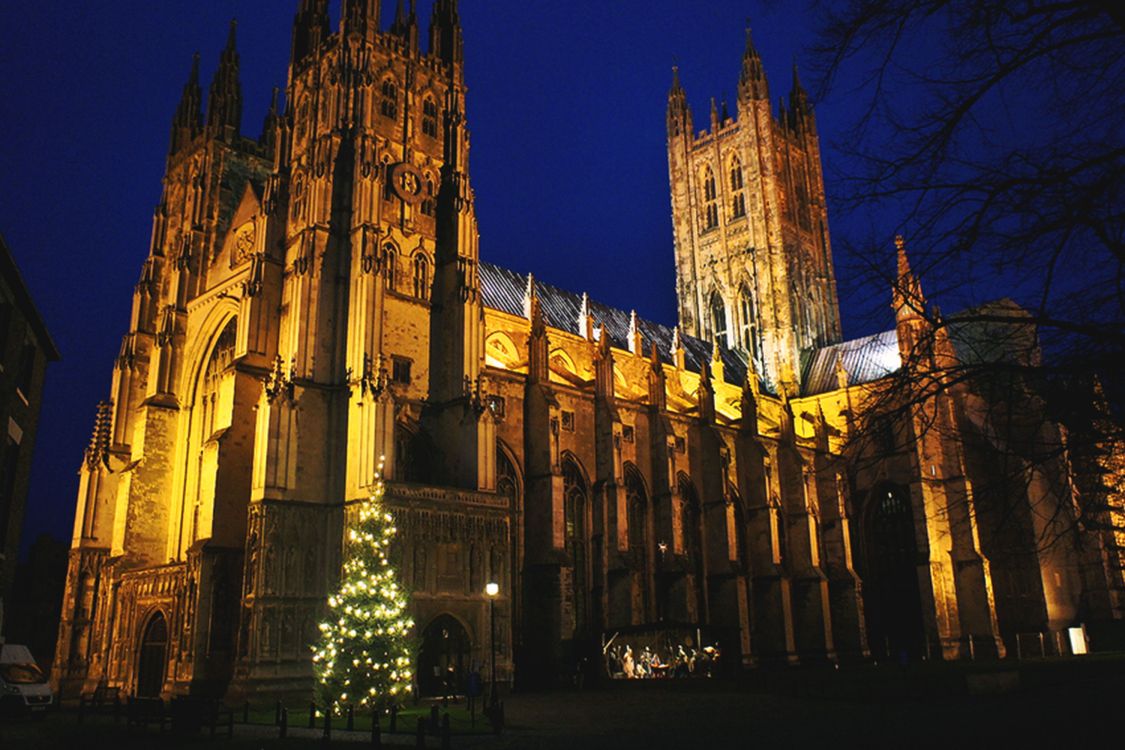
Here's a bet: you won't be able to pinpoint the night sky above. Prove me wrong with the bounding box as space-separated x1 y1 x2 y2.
0 1 915 554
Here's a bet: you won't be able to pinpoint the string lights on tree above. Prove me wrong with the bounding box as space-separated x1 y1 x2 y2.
311 468 415 714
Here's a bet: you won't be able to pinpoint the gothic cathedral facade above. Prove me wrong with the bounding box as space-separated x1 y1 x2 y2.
54 2 1123 700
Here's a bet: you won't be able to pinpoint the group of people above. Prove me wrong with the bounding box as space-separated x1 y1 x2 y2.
605 642 721 680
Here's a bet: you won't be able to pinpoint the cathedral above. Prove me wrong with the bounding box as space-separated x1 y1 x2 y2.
53 1 1124 701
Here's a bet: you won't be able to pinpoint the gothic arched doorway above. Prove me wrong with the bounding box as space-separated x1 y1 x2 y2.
863 485 925 660
418 615 471 697
136 612 168 698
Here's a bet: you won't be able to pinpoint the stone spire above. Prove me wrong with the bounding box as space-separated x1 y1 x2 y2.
711 338 725 384
738 26 769 101
628 310 643 356
391 0 419 52
789 61 813 132
259 86 281 152
291 0 330 66
206 20 242 141
670 326 686 370
667 66 692 138
340 0 380 40
578 293 593 340
429 0 464 68
893 234 925 321
169 53 202 155
522 273 536 319
893 235 932 364
699 355 716 423
528 293 549 384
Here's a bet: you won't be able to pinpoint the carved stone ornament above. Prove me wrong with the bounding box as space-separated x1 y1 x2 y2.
389 162 425 205
233 222 256 265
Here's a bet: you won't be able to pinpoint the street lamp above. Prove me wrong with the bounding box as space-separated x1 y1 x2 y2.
485 582 500 710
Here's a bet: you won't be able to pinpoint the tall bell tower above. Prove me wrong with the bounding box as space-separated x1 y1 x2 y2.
667 29 841 391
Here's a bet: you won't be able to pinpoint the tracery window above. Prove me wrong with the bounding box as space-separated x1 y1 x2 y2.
730 156 746 218
625 464 649 555
678 474 706 618
421 179 436 217
413 254 429 300
702 167 719 230
739 286 761 363
380 79 398 120
383 244 397 291
422 97 439 138
710 291 728 345
563 456 589 632
497 447 519 511
185 319 236 548
625 463 651 619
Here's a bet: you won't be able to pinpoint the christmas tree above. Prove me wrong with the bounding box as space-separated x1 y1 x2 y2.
312 478 415 713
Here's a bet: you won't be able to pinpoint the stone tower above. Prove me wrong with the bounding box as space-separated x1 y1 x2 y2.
54 0 491 700
667 30 842 390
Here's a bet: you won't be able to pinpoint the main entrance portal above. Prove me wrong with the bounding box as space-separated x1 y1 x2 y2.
418 615 471 697
136 612 168 698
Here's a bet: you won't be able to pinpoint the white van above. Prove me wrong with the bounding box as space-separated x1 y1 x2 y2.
0 644 53 713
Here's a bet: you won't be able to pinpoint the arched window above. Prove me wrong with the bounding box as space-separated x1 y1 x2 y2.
738 286 761 362
625 464 651 619
380 79 398 120
183 319 236 551
563 456 589 634
710 291 727 345
296 97 310 141
383 244 397 291
625 464 648 555
422 97 439 138
497 446 519 511
413 254 429 300
421 179 436 217
702 167 719 230
678 474 706 620
730 156 746 218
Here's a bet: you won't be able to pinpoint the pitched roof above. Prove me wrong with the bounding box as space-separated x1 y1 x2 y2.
800 299 1038 396
801 329 900 396
478 261 749 386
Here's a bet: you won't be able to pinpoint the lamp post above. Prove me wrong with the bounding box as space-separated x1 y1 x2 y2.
485 581 499 710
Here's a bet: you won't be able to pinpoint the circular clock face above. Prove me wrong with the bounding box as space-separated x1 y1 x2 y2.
390 162 425 205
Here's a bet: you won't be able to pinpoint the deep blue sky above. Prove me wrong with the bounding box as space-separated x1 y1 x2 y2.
0 1 907 552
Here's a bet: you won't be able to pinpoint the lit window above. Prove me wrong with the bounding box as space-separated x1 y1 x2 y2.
413 254 429 300
702 167 719 230
710 292 727 344
730 157 746 218
383 244 397 291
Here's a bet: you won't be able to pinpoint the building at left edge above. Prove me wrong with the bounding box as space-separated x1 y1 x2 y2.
0 234 60 644
52 1 1124 702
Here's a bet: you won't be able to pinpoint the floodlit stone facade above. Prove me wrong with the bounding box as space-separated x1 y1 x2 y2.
53 1 1123 701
